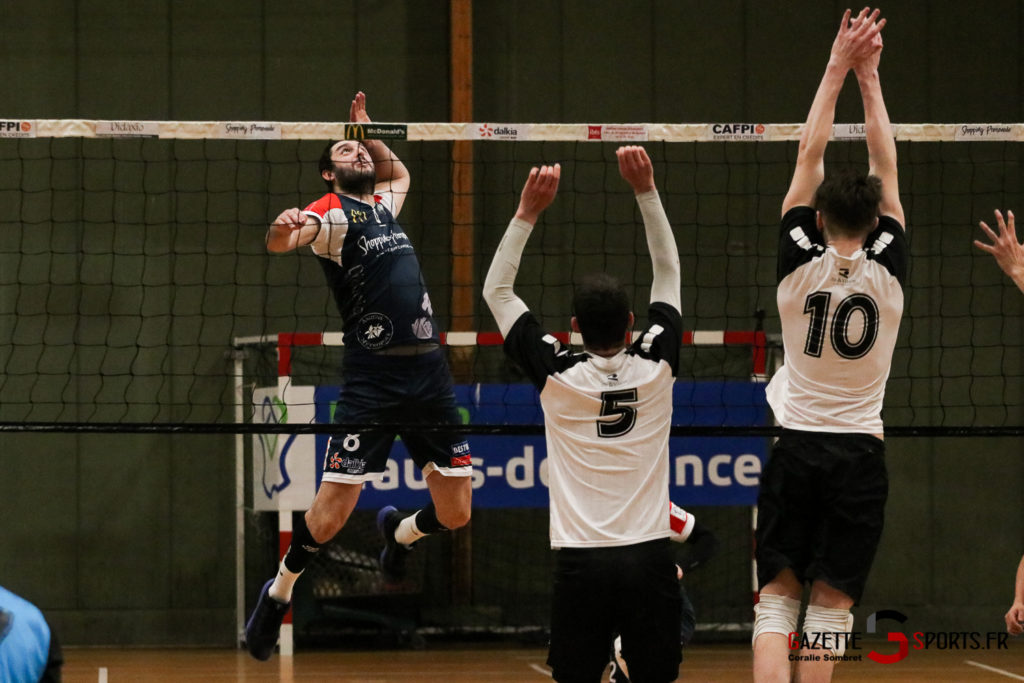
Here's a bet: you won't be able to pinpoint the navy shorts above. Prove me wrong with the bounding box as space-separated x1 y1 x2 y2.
321 349 472 484
547 539 682 683
754 429 888 603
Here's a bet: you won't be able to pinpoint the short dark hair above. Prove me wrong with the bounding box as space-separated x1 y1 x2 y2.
318 140 340 191
573 273 631 351
813 167 883 237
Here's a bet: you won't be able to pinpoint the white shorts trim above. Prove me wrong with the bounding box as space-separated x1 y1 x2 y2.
320 471 377 485
422 461 473 478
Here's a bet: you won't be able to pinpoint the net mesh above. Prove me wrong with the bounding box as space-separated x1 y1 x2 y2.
2 126 1022 430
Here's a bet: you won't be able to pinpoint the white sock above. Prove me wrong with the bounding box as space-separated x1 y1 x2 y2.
395 512 427 547
268 562 301 604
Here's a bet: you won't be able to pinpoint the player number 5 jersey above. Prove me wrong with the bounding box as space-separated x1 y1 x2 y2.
503 302 682 549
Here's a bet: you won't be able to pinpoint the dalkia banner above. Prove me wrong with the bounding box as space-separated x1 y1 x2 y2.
253 382 768 511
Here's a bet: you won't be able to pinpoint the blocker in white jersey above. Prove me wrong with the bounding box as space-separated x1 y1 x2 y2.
753 10 903 683
503 301 681 548
768 205 908 434
484 147 685 683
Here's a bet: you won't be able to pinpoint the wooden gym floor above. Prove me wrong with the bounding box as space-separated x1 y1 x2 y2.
61 641 1024 682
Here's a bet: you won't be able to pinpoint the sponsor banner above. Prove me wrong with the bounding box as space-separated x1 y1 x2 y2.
833 123 866 140
0 120 36 138
709 123 766 140
277 382 769 511
222 122 281 140
344 123 408 140
474 123 530 140
94 120 160 138
954 123 1019 141
586 124 649 141
252 386 317 511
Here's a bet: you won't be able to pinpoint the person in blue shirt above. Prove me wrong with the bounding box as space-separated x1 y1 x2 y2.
0 585 62 683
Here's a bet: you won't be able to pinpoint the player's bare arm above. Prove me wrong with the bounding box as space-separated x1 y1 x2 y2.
350 91 411 213
976 210 1024 294
266 207 318 253
853 13 903 226
782 8 883 215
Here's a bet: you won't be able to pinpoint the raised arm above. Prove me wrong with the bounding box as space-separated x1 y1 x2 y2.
350 91 411 214
616 146 680 313
853 14 903 226
483 164 561 336
782 8 884 215
976 210 1024 294
266 207 319 253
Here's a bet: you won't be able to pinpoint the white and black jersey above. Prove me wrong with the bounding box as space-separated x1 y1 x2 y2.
767 206 908 434
504 302 682 548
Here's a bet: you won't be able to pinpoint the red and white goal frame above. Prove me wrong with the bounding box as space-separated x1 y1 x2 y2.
232 327 771 652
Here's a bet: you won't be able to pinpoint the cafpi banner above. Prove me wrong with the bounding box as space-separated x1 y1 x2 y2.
253 382 768 510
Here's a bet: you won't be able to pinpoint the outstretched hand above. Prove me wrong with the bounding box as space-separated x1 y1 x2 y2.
975 210 1024 289
616 146 656 194
831 7 886 71
514 164 561 225
350 91 371 124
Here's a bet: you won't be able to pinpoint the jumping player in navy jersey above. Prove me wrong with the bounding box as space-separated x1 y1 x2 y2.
245 92 472 661
752 10 905 683
484 146 684 683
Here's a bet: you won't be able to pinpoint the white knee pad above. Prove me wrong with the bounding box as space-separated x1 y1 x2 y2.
752 594 801 648
802 605 855 656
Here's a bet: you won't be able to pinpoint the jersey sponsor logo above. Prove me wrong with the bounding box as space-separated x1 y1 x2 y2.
356 230 410 255
356 312 394 350
94 120 160 138
450 440 472 467
710 123 765 140
955 124 1019 141
222 122 281 139
0 120 35 138
344 123 408 140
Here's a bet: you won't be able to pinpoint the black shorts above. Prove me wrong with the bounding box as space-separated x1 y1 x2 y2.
321 349 471 484
755 429 888 603
547 539 681 683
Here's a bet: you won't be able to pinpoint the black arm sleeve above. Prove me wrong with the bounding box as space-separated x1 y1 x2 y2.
502 311 569 391
778 206 826 282
630 301 683 377
864 216 909 287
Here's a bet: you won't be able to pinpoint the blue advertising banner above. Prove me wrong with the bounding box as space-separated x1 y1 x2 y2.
311 382 768 509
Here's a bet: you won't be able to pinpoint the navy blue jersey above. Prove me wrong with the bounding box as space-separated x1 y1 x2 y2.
303 192 439 354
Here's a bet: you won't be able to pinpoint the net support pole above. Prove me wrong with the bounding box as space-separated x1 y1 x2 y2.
233 349 247 647
449 0 474 608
